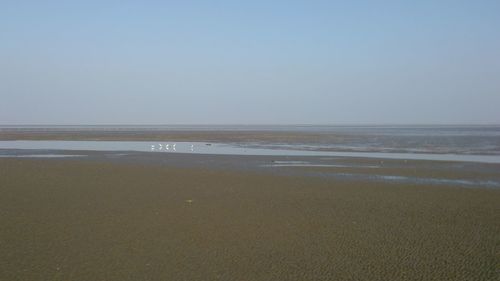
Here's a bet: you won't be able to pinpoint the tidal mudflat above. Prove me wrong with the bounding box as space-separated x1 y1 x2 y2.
1 156 499 281
1 127 499 280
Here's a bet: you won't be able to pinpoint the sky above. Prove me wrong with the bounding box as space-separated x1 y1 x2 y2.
1 0 499 125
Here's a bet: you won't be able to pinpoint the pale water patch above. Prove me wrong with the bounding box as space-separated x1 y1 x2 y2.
266 164 354 168
263 161 380 168
330 173 500 188
1 140 500 163
271 161 310 164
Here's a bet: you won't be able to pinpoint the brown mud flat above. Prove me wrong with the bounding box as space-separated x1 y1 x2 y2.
0 130 338 143
1 158 499 280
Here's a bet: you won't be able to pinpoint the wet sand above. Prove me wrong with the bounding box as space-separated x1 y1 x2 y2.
1 157 499 280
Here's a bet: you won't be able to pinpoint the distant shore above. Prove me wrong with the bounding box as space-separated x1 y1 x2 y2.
0 129 343 142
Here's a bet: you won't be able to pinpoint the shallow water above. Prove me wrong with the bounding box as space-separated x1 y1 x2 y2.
328 173 500 188
2 125 500 156
1 140 500 163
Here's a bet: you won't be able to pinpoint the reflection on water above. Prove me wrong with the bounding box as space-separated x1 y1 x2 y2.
1 140 500 163
263 161 380 168
328 173 500 189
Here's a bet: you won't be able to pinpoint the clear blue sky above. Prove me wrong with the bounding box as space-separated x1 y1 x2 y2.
1 0 499 124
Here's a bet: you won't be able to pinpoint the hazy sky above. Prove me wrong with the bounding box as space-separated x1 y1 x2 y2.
1 1 499 124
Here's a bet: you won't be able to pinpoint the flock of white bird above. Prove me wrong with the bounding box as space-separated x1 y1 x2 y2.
150 143 195 152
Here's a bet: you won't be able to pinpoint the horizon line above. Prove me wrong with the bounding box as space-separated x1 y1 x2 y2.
1 123 500 127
